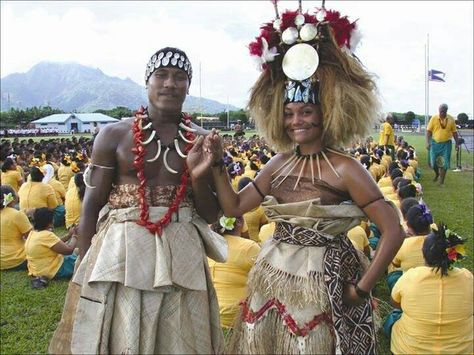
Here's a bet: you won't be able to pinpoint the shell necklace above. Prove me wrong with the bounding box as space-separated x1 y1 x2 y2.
271 146 347 190
136 107 198 173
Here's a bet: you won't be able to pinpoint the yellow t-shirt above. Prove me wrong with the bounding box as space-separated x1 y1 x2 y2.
18 181 58 211
379 122 395 146
58 165 74 190
65 187 82 229
49 178 66 205
1 170 23 192
25 230 63 279
208 235 261 328
258 222 276 244
377 176 392 189
391 235 426 272
427 114 457 143
243 206 268 243
380 185 394 196
0 207 32 269
17 165 25 179
347 225 369 252
391 267 473 355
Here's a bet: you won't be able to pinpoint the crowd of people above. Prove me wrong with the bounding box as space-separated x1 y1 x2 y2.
1 136 90 286
1 2 472 354
0 127 63 138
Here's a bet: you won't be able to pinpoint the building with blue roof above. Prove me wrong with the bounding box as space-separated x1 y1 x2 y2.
31 113 119 133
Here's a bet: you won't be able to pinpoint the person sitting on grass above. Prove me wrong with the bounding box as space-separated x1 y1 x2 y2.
1 157 23 193
385 224 473 354
64 173 85 230
18 166 58 217
0 185 32 271
208 215 261 329
42 163 66 227
25 207 78 289
387 204 433 292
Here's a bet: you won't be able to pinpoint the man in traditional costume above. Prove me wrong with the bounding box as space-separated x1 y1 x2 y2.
49 47 226 354
198 2 405 354
426 103 460 186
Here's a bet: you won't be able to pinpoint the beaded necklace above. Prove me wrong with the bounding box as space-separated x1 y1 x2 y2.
132 106 196 236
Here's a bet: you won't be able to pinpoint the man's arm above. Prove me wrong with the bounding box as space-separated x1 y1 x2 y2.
78 124 119 258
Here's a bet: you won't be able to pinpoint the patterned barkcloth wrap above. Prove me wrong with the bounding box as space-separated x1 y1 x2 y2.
49 197 227 354
228 196 377 355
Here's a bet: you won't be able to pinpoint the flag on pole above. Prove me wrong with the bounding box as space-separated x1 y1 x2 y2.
428 69 446 82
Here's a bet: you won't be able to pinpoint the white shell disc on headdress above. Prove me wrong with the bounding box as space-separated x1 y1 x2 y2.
300 24 318 42
282 43 319 81
281 27 299 45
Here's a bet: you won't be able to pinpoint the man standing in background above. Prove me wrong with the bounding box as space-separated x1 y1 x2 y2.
426 103 460 186
379 113 395 160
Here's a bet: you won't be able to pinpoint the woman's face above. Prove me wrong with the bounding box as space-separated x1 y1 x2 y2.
284 103 323 145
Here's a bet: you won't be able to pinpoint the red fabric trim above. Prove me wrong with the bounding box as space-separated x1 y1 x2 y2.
241 298 334 337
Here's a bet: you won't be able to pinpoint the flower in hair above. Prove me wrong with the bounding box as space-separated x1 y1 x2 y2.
219 216 236 231
70 161 80 173
2 193 14 207
418 204 433 224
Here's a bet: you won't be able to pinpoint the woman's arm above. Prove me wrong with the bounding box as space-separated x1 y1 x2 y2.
51 235 77 255
204 131 273 217
341 157 405 305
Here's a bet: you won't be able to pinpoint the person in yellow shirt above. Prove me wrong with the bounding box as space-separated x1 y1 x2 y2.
347 224 370 258
387 204 432 291
57 156 74 190
238 177 268 243
1 158 23 193
386 224 472 355
65 173 85 229
18 166 58 215
426 103 460 186
208 216 261 328
42 164 66 227
25 208 78 289
258 221 275 244
379 114 395 160
0 185 32 270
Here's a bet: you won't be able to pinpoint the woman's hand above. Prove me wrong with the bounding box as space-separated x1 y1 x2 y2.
342 283 366 307
186 136 211 180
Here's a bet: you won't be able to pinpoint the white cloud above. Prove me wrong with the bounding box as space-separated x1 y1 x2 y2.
1 1 472 117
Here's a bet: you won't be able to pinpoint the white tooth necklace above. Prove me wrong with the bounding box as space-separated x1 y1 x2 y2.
139 110 198 174
271 145 348 190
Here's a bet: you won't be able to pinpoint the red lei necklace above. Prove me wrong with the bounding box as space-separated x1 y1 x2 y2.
131 106 195 236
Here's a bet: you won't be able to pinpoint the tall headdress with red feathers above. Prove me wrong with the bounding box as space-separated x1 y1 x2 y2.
247 0 378 151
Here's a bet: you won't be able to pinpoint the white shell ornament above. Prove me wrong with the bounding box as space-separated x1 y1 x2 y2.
282 43 319 81
294 14 305 26
316 9 327 22
281 27 299 45
273 19 282 31
300 24 318 41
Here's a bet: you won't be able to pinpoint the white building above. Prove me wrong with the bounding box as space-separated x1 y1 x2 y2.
31 113 119 133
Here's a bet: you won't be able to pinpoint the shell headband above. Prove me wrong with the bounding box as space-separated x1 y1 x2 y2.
145 47 193 84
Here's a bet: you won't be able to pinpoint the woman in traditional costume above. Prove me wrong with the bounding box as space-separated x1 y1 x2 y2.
201 3 405 354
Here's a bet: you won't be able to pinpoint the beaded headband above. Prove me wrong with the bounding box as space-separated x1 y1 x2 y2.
145 47 193 84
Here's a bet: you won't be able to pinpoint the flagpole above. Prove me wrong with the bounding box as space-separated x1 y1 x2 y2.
425 33 430 131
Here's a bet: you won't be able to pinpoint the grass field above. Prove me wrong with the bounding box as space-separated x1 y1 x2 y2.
0 132 472 354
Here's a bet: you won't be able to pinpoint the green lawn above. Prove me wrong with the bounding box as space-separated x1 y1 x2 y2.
1 133 472 354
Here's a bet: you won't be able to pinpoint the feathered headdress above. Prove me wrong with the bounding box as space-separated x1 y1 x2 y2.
248 0 380 151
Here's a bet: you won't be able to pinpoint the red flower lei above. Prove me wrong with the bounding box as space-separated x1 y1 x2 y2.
131 106 195 236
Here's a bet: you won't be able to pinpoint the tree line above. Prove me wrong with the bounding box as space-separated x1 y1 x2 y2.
1 106 470 129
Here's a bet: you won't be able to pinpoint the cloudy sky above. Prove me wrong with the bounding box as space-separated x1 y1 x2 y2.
1 1 473 117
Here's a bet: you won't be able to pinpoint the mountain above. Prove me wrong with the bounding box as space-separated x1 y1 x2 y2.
0 61 239 114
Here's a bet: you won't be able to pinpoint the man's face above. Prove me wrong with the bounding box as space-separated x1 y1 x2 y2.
439 106 448 118
147 67 189 114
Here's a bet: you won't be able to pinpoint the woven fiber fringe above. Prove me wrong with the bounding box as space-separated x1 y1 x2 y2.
248 258 329 311
227 307 334 355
